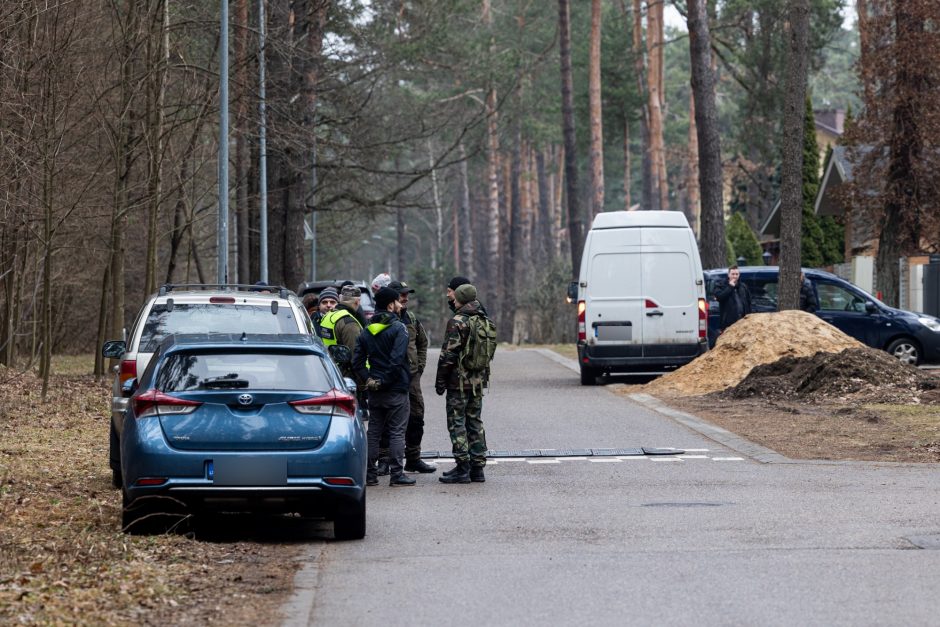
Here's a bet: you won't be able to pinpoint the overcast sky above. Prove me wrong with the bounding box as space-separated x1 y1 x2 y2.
663 3 858 31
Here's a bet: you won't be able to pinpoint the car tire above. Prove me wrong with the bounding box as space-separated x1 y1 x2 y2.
109 423 123 489
887 337 920 366
333 493 366 541
580 364 599 386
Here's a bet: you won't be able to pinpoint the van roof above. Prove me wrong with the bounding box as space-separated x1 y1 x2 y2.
590 210 690 230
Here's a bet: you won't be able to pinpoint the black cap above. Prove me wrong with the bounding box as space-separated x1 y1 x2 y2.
374 287 400 311
389 280 415 294
448 276 471 291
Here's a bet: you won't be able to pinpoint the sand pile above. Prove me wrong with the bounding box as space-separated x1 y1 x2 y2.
645 310 864 397
727 347 934 403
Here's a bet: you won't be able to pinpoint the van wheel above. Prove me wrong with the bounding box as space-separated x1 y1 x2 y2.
886 337 920 366
580 364 600 386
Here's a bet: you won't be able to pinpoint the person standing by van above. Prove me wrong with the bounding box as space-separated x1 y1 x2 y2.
715 265 752 332
799 273 818 313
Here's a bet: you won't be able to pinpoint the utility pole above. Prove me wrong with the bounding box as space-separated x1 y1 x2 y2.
217 0 230 284
258 0 268 283
310 135 317 281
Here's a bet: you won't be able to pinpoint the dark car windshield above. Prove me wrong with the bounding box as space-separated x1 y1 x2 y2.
156 352 332 392
139 304 298 352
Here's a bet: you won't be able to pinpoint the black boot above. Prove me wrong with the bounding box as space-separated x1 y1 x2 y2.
389 473 416 486
366 470 378 486
376 460 390 476
404 458 437 473
469 465 485 483
439 461 471 484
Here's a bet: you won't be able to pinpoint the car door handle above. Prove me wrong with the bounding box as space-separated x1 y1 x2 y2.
646 310 664 317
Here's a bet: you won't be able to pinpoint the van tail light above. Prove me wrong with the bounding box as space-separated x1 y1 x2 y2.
119 359 137 385
290 389 357 418
577 301 586 342
698 298 709 340
132 389 201 418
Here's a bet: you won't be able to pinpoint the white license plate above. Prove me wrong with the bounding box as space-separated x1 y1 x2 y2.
213 457 287 486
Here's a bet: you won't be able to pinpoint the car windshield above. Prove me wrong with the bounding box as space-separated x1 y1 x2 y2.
139 303 298 352
156 352 332 392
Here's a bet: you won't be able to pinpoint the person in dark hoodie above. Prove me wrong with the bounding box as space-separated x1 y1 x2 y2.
715 265 752 333
353 287 415 487
436 283 490 485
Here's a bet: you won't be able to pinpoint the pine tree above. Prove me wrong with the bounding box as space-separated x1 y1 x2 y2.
726 212 763 265
800 95 825 267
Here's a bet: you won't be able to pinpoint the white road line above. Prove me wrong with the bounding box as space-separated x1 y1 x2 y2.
677 455 709 459
651 457 683 462
558 457 588 461
589 458 623 463
682 448 711 452
615 456 647 460
712 457 744 461
528 459 561 464
493 458 527 462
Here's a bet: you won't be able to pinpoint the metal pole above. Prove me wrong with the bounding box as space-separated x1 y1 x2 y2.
258 0 269 283
217 0 230 284
310 134 317 281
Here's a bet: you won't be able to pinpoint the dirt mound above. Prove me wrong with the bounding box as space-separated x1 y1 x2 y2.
645 310 864 396
727 347 934 403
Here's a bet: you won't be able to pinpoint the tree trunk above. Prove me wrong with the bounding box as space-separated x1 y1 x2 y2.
588 0 604 218
235 0 251 284
777 0 811 310
632 0 653 211
94 256 112 377
646 0 668 211
687 0 724 266
457 142 475 275
558 0 584 276
687 93 700 237
396 206 406 280
428 138 443 270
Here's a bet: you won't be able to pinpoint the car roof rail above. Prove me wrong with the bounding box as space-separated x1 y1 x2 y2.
159 283 292 296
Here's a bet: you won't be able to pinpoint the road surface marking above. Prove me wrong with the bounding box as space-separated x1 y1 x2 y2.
589 458 623 463
712 457 744 461
528 459 560 464
677 455 709 459
651 457 683 462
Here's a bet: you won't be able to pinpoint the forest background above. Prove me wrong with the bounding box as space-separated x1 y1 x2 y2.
2 0 920 380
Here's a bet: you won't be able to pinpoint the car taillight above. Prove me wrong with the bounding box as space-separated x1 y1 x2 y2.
119 359 137 385
132 389 202 418
698 298 708 340
577 301 586 342
290 389 357 418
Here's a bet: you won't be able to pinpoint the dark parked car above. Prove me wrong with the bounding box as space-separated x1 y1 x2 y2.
297 280 375 321
117 333 367 539
704 267 940 365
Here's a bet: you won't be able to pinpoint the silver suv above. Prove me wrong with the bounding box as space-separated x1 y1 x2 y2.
101 284 315 488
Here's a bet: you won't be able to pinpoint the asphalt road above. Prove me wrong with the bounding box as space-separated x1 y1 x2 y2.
282 348 940 626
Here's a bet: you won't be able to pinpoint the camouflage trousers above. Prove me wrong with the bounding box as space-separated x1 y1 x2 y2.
445 388 486 467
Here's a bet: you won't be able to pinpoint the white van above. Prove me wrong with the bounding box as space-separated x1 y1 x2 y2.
570 211 708 385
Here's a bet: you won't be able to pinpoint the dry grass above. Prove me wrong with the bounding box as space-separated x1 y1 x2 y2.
0 361 305 625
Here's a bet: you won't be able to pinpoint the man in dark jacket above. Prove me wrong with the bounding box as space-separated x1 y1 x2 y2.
436 283 489 485
799 273 818 313
715 265 752 332
352 287 415 487
376 281 435 475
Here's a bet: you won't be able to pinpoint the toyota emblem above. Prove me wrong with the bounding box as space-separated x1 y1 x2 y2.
237 394 253 406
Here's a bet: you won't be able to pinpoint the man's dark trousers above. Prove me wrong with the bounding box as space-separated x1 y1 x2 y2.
367 390 410 476
379 375 425 462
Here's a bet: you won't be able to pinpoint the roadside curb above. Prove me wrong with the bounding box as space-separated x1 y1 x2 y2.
532 348 789 464
280 544 324 627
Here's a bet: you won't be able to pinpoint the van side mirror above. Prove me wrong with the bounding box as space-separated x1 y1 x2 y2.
865 301 877 314
566 281 578 303
102 340 126 359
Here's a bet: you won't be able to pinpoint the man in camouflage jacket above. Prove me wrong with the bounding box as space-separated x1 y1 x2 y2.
435 283 488 484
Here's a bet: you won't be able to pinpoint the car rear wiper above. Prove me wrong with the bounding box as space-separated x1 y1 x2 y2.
200 373 250 389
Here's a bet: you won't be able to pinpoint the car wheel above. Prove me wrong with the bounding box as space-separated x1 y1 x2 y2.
109 423 123 489
333 493 366 541
580 364 599 386
887 337 920 366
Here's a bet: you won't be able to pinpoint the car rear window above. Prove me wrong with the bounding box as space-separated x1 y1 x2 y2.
156 352 332 392
138 303 298 352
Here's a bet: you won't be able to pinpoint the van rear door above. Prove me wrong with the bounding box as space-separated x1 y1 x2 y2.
641 250 700 352
586 250 643 355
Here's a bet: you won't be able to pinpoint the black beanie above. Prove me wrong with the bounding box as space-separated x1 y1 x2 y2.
448 276 471 291
374 287 400 311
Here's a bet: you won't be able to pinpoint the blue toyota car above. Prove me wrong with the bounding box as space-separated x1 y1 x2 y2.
705 267 940 365
117 333 367 539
